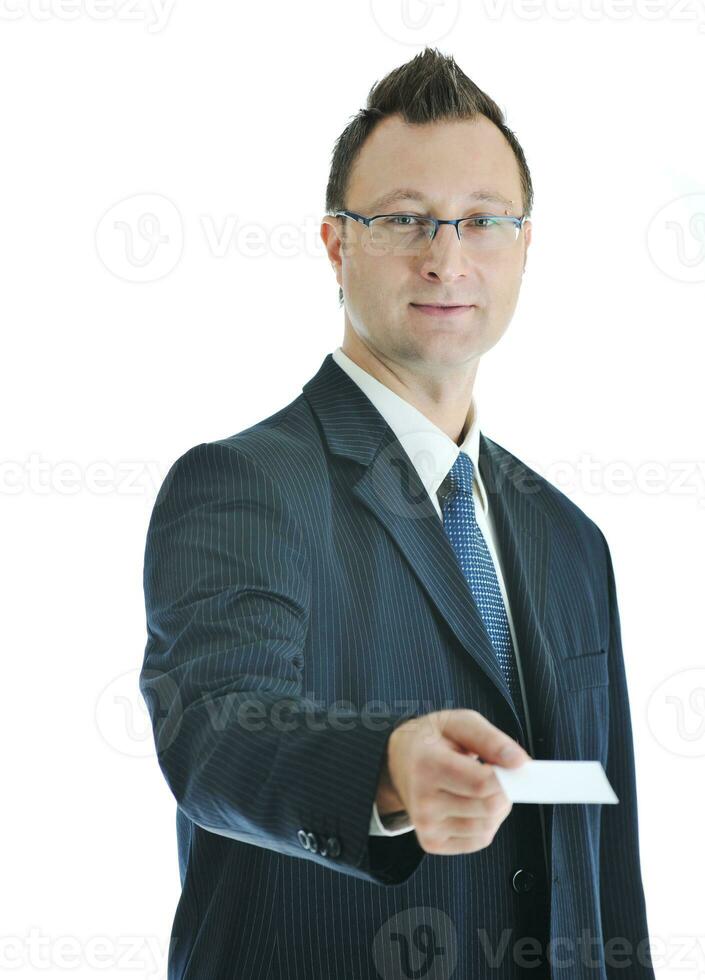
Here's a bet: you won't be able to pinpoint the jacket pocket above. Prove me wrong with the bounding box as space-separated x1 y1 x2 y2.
559 649 609 692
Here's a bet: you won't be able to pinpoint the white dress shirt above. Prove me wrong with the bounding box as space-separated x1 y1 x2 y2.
330 346 531 837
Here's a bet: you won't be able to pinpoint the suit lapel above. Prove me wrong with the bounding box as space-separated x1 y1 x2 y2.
350 424 522 726
302 354 559 753
479 438 560 759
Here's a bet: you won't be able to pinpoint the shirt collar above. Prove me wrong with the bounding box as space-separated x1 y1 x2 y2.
331 346 487 515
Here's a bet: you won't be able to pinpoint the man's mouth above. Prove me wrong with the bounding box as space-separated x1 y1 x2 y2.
410 303 475 316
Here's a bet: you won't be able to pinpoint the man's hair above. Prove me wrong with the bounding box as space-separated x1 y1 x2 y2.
325 46 533 307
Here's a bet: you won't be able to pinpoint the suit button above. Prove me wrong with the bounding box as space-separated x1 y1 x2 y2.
512 869 536 893
305 831 319 853
297 829 310 849
324 835 341 858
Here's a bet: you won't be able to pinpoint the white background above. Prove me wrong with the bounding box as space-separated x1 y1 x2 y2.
1 1 704 977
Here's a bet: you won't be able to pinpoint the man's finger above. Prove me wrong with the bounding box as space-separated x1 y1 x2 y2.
441 709 531 767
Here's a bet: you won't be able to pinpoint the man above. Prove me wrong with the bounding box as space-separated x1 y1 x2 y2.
140 48 654 979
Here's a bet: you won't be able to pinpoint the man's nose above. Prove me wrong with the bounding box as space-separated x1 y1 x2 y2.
419 223 472 278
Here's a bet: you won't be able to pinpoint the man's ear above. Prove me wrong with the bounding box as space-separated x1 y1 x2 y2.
522 219 532 274
320 217 344 287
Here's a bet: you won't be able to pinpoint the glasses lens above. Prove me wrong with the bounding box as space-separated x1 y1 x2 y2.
362 215 521 254
459 216 519 250
367 215 435 255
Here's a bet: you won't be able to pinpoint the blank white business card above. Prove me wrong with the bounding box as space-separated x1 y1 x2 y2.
490 760 619 804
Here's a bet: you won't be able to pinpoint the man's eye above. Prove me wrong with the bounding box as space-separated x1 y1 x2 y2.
389 215 421 225
467 216 499 228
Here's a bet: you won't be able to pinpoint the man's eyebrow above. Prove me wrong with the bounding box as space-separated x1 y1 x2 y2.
365 188 517 213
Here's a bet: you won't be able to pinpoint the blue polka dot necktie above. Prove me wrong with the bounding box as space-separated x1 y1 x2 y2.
440 450 527 729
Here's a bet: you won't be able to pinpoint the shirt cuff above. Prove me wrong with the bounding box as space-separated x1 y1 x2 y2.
368 800 415 836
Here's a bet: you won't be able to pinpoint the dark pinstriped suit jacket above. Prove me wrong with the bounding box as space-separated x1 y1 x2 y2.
140 352 654 980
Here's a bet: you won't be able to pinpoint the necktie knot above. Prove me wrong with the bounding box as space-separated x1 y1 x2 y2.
445 450 474 498
440 450 478 531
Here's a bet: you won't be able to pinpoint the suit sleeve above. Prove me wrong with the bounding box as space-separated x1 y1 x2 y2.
597 531 655 978
140 441 426 887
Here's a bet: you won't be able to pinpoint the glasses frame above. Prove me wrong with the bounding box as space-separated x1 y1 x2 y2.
329 209 529 249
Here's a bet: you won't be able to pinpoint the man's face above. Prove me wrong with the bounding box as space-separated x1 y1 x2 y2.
321 113 531 373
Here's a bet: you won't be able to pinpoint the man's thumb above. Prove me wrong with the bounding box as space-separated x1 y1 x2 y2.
442 709 531 767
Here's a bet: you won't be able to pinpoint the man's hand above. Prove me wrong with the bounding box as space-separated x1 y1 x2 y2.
375 753 407 819
377 709 530 855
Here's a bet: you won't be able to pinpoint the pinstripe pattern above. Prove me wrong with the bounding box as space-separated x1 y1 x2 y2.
140 352 654 980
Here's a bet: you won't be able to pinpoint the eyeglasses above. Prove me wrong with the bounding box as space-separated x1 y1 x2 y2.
329 209 529 255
